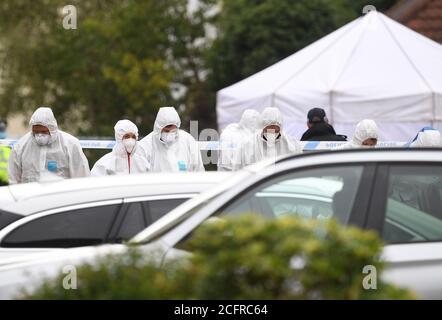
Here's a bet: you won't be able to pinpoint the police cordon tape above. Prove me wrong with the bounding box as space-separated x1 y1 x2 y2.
0 139 407 151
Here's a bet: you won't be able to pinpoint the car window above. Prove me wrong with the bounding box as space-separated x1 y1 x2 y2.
116 202 147 242
0 210 21 230
382 165 442 244
219 166 364 224
144 198 188 225
115 198 189 243
1 204 120 248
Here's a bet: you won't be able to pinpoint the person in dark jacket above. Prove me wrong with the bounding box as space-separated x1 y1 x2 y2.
300 108 347 141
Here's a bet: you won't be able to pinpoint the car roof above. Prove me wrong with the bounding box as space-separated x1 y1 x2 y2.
241 148 442 174
275 148 442 167
1 172 232 216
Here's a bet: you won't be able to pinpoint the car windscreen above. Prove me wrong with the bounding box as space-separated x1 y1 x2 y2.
0 210 22 230
131 171 253 244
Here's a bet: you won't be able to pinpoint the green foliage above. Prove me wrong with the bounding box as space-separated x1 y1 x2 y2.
22 215 415 300
0 0 209 135
20 248 187 300
0 0 398 134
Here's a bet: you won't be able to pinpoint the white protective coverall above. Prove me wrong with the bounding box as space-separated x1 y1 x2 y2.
410 129 442 147
341 119 379 149
218 109 262 171
139 107 205 172
91 120 150 176
8 107 90 184
234 107 302 170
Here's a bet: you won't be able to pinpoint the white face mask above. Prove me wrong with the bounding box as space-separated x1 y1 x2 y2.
264 132 279 146
161 130 178 144
34 133 50 146
123 138 136 153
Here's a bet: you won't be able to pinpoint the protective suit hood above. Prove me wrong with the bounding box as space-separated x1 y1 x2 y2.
115 119 139 142
91 120 149 176
261 107 283 128
29 107 58 144
239 109 262 133
113 120 139 155
218 109 261 171
351 119 378 146
410 129 442 147
153 107 181 135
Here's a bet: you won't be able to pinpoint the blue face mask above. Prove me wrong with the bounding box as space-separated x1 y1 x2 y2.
0 132 6 139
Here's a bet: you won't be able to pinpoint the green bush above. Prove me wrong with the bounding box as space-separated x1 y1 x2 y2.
22 215 416 299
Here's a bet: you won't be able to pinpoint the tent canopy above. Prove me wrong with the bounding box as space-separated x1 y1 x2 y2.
216 11 442 141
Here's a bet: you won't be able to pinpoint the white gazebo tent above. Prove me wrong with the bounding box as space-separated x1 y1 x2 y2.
216 11 442 141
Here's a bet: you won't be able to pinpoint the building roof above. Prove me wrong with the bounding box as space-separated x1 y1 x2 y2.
388 0 442 43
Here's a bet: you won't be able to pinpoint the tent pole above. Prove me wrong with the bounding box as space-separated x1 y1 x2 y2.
329 90 334 125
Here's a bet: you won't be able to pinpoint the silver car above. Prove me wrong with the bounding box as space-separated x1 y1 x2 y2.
2 149 442 299
0 172 231 261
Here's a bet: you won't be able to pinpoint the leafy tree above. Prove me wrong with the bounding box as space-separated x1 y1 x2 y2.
205 0 398 94
0 0 398 139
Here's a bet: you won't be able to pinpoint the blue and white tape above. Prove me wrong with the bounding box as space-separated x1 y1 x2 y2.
299 141 406 150
0 139 407 151
199 140 406 151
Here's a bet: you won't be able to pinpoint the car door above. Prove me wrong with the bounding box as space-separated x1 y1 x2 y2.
366 163 442 299
0 200 123 261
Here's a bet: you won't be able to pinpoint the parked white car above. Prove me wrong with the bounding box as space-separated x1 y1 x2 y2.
0 172 231 261
2 149 442 299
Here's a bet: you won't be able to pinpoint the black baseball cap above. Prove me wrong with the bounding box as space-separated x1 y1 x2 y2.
307 108 326 123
